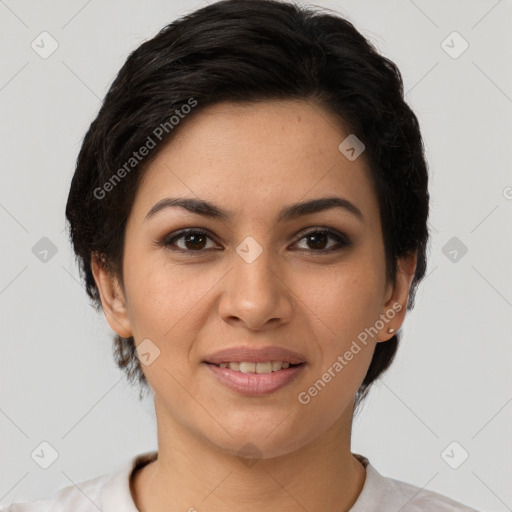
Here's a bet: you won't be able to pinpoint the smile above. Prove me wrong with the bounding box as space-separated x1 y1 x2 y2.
204 361 305 395
212 361 300 373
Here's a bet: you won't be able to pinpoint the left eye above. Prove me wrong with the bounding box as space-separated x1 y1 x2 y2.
293 228 350 252
160 228 349 254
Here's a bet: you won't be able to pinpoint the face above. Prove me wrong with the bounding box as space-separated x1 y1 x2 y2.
93 99 415 459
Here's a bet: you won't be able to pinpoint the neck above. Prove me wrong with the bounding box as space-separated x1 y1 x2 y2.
131 400 366 512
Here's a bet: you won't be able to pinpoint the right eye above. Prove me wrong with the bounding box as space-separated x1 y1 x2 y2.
160 228 221 253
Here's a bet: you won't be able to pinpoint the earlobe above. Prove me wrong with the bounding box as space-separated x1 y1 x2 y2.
91 253 133 339
377 251 417 342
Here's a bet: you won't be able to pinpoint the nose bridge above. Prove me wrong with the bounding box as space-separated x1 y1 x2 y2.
232 234 279 297
218 234 292 328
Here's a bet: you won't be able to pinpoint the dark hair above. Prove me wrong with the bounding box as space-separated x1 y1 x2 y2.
65 0 429 405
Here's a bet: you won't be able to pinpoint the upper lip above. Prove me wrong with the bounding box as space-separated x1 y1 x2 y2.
204 346 306 365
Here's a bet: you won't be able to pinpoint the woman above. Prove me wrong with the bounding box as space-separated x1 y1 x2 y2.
7 0 479 510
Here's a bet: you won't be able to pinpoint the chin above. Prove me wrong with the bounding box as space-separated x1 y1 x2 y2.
199 415 315 461
213 434 307 462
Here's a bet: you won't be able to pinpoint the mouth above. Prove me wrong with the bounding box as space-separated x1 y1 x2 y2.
202 346 307 395
205 361 305 373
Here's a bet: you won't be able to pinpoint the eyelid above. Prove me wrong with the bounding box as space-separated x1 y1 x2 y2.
291 226 352 251
158 228 220 252
158 226 352 253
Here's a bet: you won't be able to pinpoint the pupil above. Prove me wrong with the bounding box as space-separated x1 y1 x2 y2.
185 233 206 250
308 233 327 250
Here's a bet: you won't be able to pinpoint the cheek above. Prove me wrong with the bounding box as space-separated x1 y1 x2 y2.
123 255 224 348
294 255 385 385
293 267 381 417
123 255 181 338
300 261 385 341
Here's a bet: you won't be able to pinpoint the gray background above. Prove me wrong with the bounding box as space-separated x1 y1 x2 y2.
1 0 511 510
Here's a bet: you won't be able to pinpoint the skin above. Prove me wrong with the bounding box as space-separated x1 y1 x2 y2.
92 99 416 512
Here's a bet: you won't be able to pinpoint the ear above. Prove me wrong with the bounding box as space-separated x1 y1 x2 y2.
91 253 133 339
376 251 417 342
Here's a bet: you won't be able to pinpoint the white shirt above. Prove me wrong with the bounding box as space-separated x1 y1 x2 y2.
3 451 479 511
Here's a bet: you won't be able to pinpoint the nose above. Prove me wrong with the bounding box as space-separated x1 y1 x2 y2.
218 242 293 331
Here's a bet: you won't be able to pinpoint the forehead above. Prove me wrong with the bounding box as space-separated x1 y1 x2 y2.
130 99 379 226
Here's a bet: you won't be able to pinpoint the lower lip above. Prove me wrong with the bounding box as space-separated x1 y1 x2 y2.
204 363 305 396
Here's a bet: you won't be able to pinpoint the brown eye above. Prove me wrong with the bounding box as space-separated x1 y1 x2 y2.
294 228 351 253
162 229 218 252
304 232 329 250
159 227 350 255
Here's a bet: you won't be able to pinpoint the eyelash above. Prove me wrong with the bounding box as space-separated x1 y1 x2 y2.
158 227 351 255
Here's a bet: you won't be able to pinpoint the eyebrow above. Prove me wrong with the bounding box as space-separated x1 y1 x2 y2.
145 196 364 223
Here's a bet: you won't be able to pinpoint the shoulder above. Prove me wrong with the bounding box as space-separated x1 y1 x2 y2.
2 451 157 512
352 455 480 512
1 472 109 512
371 469 480 511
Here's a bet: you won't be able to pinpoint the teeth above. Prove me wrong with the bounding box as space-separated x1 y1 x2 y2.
271 361 282 371
256 362 272 374
216 361 295 373
239 362 256 373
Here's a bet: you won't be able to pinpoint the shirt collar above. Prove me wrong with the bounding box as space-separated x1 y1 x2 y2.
100 451 380 512
101 450 158 512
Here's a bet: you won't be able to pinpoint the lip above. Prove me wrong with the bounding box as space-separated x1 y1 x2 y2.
204 362 305 396
203 345 307 396
203 346 306 365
